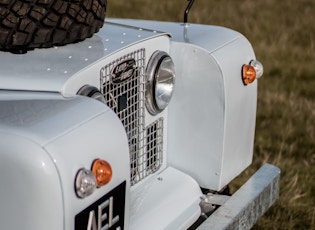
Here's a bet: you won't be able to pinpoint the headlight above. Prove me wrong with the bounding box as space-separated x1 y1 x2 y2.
77 85 106 104
146 51 176 115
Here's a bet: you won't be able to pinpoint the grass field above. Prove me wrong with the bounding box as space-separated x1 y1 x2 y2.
107 1 315 229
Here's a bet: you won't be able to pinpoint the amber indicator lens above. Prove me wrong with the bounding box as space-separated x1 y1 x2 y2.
242 64 257 85
92 159 112 187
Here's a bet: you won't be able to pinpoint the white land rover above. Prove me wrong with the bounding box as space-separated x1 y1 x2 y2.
0 1 280 229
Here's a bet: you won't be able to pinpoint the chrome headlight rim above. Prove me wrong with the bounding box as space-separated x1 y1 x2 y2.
146 51 175 115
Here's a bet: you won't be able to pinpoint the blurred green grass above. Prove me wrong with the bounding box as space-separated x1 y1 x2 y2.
107 0 315 229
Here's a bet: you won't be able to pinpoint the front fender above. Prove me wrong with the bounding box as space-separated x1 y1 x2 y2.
0 92 130 230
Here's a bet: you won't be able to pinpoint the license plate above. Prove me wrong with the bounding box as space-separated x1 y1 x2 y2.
75 181 126 230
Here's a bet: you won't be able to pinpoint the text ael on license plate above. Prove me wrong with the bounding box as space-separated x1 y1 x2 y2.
75 181 126 230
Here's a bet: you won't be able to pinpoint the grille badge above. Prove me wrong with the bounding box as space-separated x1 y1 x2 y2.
111 58 136 84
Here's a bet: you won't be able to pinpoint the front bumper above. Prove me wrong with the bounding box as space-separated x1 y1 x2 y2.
197 164 280 230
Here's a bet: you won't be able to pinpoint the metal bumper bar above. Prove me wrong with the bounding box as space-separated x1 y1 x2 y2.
197 164 280 230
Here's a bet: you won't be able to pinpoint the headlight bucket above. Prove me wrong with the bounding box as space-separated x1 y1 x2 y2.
146 51 176 115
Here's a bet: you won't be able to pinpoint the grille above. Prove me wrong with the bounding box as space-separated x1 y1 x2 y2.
100 49 163 185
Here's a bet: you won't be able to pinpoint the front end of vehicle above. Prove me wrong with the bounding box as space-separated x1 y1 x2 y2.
0 17 279 230
67 19 273 229
68 23 204 229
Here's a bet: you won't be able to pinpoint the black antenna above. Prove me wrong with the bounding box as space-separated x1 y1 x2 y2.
184 0 196 24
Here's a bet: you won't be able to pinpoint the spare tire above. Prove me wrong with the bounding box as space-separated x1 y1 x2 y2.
0 0 106 53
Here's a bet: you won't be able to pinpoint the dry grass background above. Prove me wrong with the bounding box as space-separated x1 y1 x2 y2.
107 0 315 229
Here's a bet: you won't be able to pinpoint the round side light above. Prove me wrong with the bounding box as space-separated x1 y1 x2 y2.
250 60 264 79
91 159 113 187
242 64 256 85
242 60 264 85
75 168 97 198
77 85 107 104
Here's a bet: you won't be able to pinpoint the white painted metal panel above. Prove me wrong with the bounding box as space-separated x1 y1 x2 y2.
0 133 63 230
168 43 225 190
0 22 168 93
167 25 257 190
130 167 202 230
0 92 130 230
44 100 130 229
212 38 257 188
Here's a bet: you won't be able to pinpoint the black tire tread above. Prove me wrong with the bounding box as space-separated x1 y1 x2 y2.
0 0 106 53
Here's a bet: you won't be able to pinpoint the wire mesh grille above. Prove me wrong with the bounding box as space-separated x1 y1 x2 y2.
100 49 163 185
145 118 163 175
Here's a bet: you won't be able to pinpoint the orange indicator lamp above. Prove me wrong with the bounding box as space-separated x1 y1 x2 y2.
242 60 263 85
92 159 113 187
242 64 256 85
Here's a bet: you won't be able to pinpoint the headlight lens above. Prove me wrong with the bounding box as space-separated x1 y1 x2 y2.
146 51 175 115
77 85 106 104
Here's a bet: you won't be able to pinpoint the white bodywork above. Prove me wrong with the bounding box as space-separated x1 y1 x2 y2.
0 92 130 229
109 19 257 190
0 19 260 230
